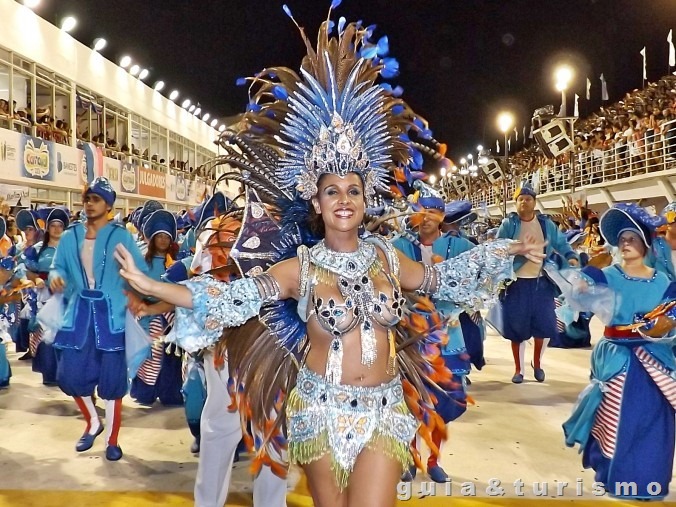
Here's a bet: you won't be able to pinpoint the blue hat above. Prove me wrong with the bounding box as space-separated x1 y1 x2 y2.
444 200 477 225
86 177 116 206
413 180 445 211
143 209 177 242
599 203 665 247
189 192 229 228
514 182 537 199
176 213 192 231
16 209 41 232
136 200 164 231
45 207 70 227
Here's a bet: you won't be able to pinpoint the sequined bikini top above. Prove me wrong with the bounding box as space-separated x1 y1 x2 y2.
297 235 404 385
311 277 403 336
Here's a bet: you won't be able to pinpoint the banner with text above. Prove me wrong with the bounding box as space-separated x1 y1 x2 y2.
139 167 167 199
0 183 30 207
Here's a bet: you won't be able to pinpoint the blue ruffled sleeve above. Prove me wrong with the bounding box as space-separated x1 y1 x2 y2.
432 239 515 312
168 275 264 353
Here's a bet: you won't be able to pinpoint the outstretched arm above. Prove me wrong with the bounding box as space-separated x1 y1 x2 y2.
115 244 299 352
397 237 546 311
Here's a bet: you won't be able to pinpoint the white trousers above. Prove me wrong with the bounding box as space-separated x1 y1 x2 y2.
194 351 287 507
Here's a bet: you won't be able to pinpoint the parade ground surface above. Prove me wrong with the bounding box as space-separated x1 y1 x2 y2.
1 318 674 506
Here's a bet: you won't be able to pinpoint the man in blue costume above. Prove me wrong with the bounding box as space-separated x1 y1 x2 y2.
393 181 474 483
493 182 579 383
49 177 148 461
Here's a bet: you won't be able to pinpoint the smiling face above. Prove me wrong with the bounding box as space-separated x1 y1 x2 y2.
312 173 365 235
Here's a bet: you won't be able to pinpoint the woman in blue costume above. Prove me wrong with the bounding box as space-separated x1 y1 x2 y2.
23 208 69 385
15 209 43 359
563 203 676 501
113 5 546 504
130 209 183 406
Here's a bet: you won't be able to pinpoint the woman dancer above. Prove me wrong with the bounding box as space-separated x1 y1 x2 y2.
26 207 69 385
130 209 183 406
115 5 544 505
563 203 676 500
15 209 43 358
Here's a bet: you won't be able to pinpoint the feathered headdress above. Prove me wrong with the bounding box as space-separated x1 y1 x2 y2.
206 1 428 211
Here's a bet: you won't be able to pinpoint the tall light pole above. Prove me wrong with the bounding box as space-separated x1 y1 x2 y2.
555 65 576 193
497 112 514 217
555 65 573 117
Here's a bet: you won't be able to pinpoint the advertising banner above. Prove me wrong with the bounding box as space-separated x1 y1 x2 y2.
0 183 30 207
139 167 166 199
174 172 188 202
0 129 20 179
103 157 121 193
20 135 54 181
120 162 138 195
55 144 83 189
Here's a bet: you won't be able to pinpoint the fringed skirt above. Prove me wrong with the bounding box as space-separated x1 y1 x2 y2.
287 367 418 490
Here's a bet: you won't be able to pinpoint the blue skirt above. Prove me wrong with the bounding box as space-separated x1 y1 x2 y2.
583 353 674 500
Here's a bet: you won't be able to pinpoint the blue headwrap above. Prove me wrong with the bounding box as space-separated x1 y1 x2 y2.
86 177 116 206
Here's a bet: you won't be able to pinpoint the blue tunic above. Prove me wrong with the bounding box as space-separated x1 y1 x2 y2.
563 265 676 500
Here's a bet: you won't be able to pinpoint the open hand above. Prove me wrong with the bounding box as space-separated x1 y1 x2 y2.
509 235 547 264
114 244 156 296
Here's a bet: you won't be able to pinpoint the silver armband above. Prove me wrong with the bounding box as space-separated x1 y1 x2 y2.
253 272 281 304
416 264 438 295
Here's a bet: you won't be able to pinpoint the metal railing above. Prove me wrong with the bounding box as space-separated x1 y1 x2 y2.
470 119 676 209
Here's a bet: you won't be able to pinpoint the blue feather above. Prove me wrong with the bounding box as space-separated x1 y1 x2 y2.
392 104 404 115
327 20 335 35
272 85 289 100
379 83 392 93
392 85 404 97
380 57 399 79
282 4 293 19
246 102 262 112
235 77 247 86
376 36 389 56
338 16 346 34
330 0 342 9
411 149 423 169
360 45 378 59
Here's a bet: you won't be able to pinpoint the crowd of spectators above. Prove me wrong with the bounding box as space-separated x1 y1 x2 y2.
0 100 71 145
466 74 676 207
